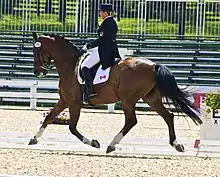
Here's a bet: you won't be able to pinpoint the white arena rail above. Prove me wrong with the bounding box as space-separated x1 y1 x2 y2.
0 131 198 157
2 80 220 157
0 79 59 109
2 131 220 158
0 79 219 113
0 79 185 112
0 79 116 112
0 79 219 112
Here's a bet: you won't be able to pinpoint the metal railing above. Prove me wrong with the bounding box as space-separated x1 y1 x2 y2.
0 0 219 39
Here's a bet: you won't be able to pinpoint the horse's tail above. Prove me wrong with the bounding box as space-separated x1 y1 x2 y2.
155 64 203 125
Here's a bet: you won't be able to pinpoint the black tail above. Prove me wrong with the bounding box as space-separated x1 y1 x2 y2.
155 64 202 125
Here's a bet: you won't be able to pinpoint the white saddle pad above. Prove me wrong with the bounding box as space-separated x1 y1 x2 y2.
77 57 111 85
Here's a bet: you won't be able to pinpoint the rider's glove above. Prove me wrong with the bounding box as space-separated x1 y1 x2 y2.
82 44 88 52
79 44 88 55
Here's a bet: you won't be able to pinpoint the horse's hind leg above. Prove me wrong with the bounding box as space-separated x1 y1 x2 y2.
107 101 137 153
28 98 68 145
142 86 184 152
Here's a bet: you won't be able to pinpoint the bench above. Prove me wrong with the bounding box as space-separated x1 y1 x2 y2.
124 39 220 86
0 32 220 86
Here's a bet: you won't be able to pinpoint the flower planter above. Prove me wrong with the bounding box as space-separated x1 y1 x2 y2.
51 117 70 125
42 109 70 125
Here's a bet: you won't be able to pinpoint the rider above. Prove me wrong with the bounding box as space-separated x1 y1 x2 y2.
80 3 121 101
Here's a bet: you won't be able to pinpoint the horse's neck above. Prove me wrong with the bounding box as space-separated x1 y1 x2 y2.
56 64 72 75
54 59 77 79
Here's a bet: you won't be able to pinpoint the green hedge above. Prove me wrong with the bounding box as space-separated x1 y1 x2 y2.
0 14 219 39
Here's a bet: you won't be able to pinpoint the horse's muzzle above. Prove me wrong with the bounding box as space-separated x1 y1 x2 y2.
34 69 48 77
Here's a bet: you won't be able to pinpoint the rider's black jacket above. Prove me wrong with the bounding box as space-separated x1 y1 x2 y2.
87 16 121 70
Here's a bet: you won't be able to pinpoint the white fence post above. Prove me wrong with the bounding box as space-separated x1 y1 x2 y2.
30 82 38 110
108 104 115 113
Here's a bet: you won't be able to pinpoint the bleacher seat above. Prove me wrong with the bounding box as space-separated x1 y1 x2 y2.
0 32 220 85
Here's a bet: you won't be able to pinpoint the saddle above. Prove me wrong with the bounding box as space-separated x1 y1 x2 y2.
77 53 119 85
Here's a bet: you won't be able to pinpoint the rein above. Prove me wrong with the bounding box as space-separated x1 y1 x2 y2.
40 65 51 71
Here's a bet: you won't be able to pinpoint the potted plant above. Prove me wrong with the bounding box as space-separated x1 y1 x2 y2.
204 89 220 115
199 89 220 141
42 108 70 125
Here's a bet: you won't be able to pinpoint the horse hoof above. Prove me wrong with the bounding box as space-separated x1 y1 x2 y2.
175 144 185 152
28 138 38 145
106 146 115 154
91 139 100 148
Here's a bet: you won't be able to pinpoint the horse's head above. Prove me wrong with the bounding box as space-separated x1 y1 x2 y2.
32 32 54 77
32 32 82 78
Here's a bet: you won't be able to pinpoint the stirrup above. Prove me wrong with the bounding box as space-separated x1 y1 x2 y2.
87 92 97 99
84 92 97 102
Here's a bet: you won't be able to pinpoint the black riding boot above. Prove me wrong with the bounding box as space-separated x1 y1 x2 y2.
82 67 97 101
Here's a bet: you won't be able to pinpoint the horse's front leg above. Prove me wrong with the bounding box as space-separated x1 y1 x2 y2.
107 102 137 153
28 98 68 145
68 103 100 149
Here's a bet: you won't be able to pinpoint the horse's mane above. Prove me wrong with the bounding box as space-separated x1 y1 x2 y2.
43 33 80 52
42 33 82 71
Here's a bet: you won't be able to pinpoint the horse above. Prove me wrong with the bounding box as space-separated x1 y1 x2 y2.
29 32 202 153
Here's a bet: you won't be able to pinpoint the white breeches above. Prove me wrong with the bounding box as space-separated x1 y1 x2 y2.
81 47 100 69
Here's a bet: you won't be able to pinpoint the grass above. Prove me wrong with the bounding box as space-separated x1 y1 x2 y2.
0 14 75 32
0 14 219 40
0 0 219 40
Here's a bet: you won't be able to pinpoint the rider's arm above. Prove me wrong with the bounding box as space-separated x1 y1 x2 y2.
87 19 117 49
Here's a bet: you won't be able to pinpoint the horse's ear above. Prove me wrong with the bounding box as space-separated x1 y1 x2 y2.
32 32 38 42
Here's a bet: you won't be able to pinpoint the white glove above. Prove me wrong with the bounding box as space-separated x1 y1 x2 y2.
82 44 88 52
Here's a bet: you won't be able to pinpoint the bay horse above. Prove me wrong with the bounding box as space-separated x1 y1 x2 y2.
29 32 202 153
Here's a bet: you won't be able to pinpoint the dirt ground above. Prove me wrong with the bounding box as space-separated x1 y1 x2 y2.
0 107 219 177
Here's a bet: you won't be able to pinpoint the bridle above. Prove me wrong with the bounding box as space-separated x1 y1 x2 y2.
33 41 54 71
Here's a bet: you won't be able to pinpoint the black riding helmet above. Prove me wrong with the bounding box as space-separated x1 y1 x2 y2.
99 4 113 12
